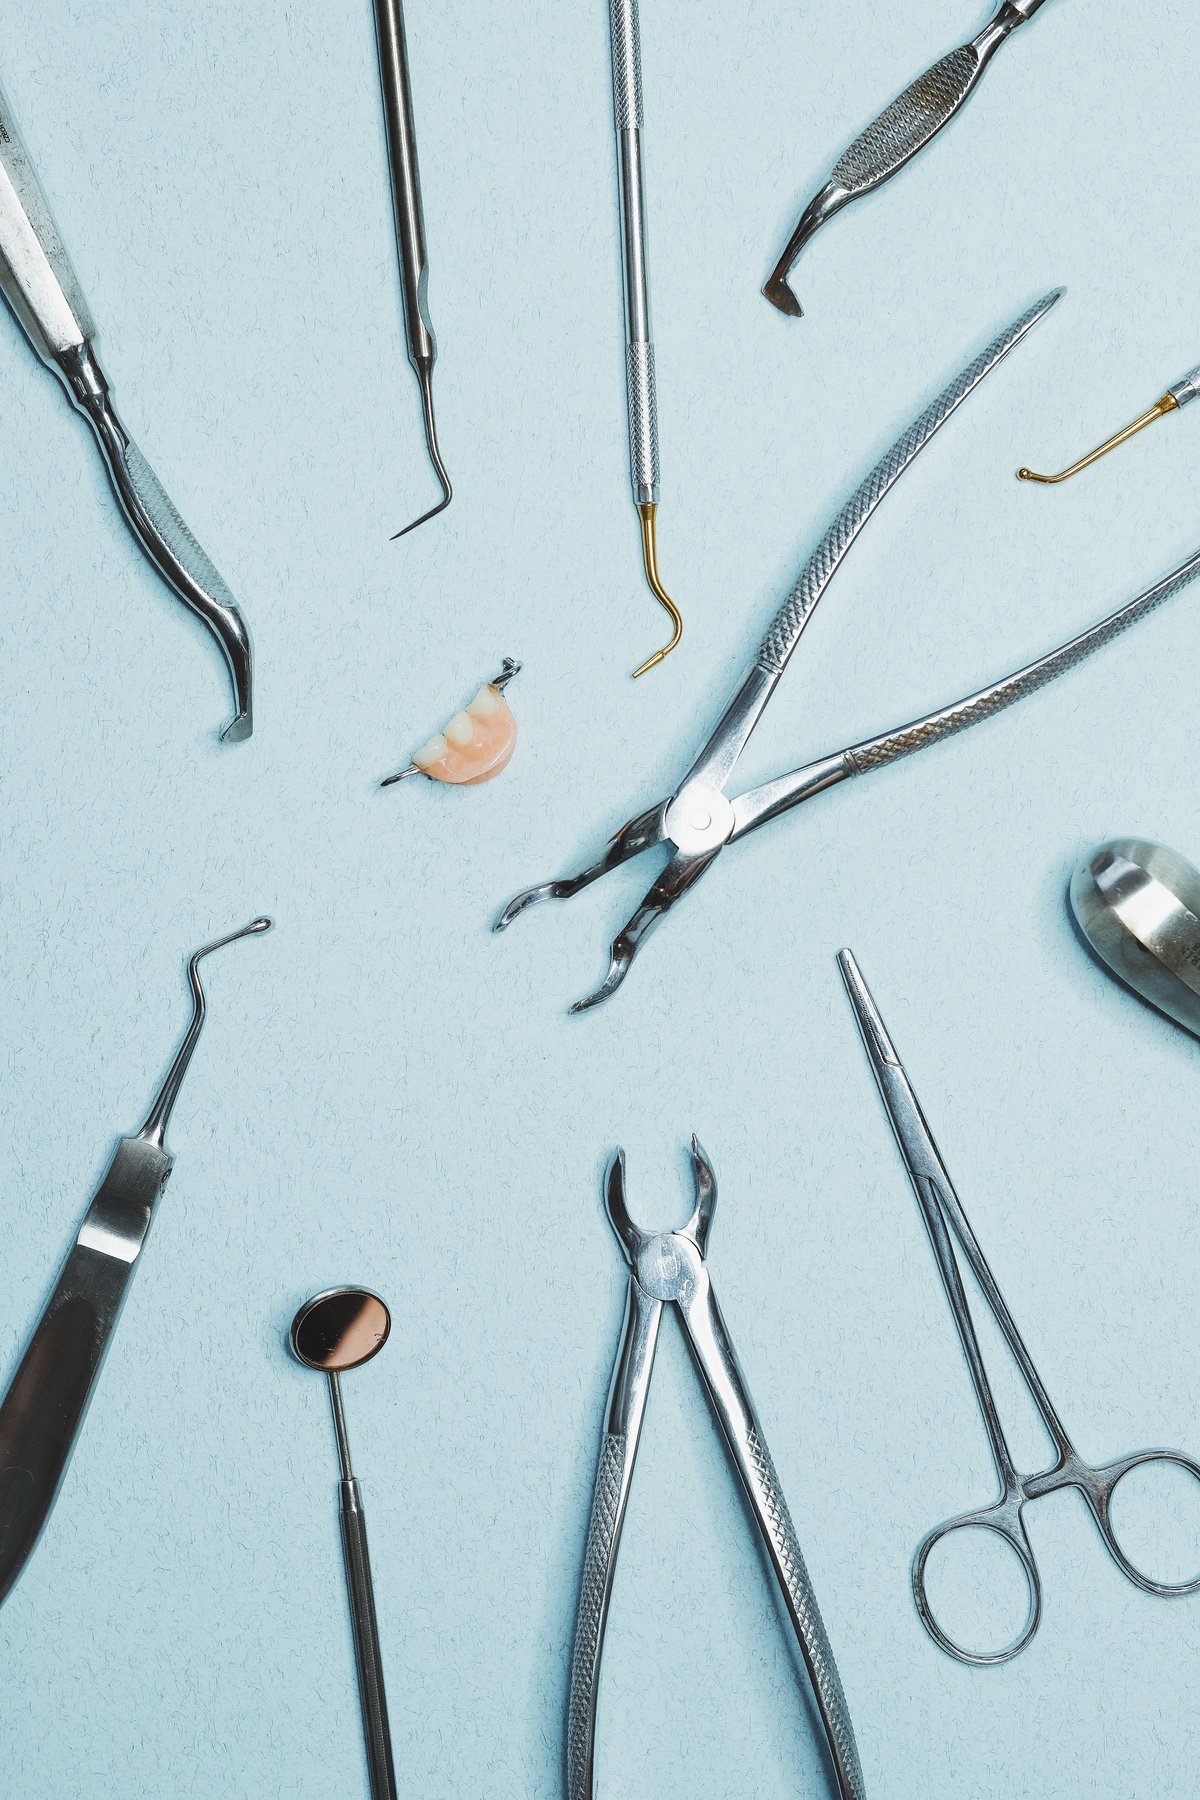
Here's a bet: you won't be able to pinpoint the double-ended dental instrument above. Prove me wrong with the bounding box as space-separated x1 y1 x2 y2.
380 658 520 786
372 0 451 536
763 2 1052 318
839 949 1200 1665
608 0 683 676
1071 839 1200 1040
569 1139 865 1800
0 79 254 741
1019 365 1200 486
497 290 1200 1014
0 918 271 1607
291 1288 397 1800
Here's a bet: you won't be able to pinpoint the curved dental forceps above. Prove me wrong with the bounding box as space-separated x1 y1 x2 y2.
0 77 254 741
0 918 271 1607
497 288 1200 1013
568 1139 865 1800
839 948 1200 1666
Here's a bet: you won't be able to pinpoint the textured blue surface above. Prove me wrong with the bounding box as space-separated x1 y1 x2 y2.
1 1 1199 1795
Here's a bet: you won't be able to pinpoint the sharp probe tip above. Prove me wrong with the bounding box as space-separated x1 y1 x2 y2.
393 361 453 539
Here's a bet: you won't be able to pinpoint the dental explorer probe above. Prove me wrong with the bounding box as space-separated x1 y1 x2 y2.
372 0 452 536
0 918 271 1607
763 1 1053 318
609 0 683 677
0 78 255 741
1019 366 1200 485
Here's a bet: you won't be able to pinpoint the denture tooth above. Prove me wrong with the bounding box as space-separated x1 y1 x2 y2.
466 684 500 721
444 710 475 747
413 733 449 770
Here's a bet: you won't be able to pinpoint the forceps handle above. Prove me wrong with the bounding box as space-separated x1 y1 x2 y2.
610 0 660 507
373 0 436 371
681 1278 867 1800
339 1477 398 1800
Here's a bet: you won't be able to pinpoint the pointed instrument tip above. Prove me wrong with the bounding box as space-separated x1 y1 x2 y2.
837 949 901 1069
393 361 453 539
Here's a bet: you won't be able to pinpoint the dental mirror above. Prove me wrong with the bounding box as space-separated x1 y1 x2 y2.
1070 838 1200 1040
290 1288 396 1800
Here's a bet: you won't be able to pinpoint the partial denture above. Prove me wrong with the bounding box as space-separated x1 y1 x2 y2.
381 659 521 787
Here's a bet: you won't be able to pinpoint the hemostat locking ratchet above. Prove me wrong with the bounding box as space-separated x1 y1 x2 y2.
0 77 255 742
496 289 1200 1013
568 1139 865 1799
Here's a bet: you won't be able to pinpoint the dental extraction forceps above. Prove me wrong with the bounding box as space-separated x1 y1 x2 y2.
372 0 451 536
497 289 1200 1013
839 949 1200 1666
0 918 271 1607
0 78 254 741
569 1140 864 1800
763 1 1052 318
608 0 683 676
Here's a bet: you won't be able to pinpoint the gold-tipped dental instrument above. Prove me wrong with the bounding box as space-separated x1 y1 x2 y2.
1017 365 1200 485
609 0 683 677
372 0 452 537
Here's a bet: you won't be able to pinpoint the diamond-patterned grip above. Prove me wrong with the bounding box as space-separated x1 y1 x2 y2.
756 293 1055 677
626 342 659 501
845 555 1200 776
833 45 979 194
567 1433 627 1800
744 1427 867 1800
609 0 643 130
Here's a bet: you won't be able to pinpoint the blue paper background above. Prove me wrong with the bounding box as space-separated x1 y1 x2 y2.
2 1 1199 1794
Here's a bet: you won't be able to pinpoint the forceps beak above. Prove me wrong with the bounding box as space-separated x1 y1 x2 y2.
837 949 901 1068
569 848 720 1014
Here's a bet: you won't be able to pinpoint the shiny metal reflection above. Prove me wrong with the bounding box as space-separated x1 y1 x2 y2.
290 1287 391 1372
1070 838 1200 1040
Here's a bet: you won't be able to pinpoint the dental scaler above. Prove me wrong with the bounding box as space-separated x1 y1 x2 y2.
0 919 271 1607
0 76 255 742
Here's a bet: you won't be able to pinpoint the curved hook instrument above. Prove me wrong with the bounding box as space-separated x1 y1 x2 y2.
0 918 271 1607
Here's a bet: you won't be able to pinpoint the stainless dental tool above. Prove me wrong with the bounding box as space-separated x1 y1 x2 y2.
1071 839 1200 1039
498 291 1200 1014
1019 366 1200 485
609 0 683 677
291 1288 397 1800
0 78 254 741
763 1 1053 318
839 948 1200 1666
0 918 271 1607
372 0 451 537
569 1139 864 1800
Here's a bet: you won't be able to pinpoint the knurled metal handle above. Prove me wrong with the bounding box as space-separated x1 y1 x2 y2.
845 550 1200 776
625 341 659 502
757 290 1060 677
740 1426 866 1799
567 1432 632 1800
609 0 644 130
831 45 982 196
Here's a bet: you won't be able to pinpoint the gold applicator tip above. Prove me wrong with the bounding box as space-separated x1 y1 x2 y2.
631 502 683 679
1017 393 1178 487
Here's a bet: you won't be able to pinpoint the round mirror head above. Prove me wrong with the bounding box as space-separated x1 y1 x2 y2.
290 1287 391 1372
